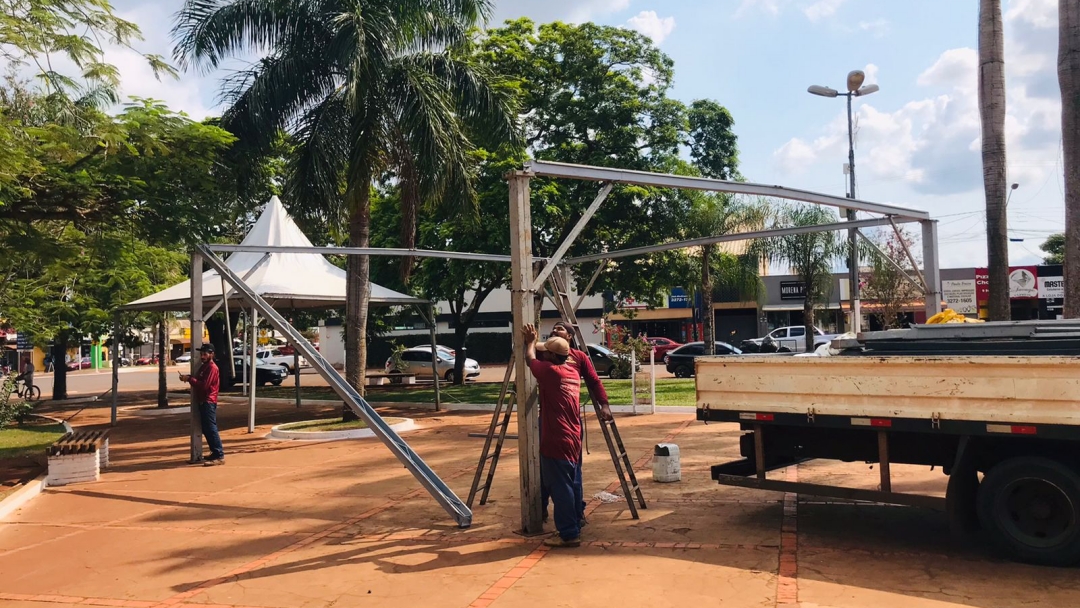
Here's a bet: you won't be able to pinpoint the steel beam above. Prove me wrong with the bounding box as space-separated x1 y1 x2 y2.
890 219 928 291
207 244 516 264
203 253 271 319
574 260 608 312
525 160 930 220
196 244 472 527
531 182 613 291
921 220 943 318
566 216 918 265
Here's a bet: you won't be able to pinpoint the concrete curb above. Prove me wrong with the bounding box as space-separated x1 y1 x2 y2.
0 473 48 521
123 405 191 416
269 418 416 441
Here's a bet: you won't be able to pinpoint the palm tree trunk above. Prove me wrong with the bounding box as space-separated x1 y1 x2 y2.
980 0 1010 321
1061 0 1080 318
804 305 816 354
344 176 372 421
702 245 715 355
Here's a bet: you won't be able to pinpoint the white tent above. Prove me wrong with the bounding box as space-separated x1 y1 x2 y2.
124 196 428 312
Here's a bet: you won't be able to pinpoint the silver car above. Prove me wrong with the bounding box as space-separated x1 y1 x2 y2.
385 347 480 383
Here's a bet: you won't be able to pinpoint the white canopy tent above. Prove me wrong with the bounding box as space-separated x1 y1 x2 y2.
116 196 439 429
124 196 428 312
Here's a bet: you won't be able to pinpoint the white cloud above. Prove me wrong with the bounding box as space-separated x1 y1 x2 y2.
803 0 846 22
734 0 783 18
858 18 890 38
917 48 978 91
626 11 677 45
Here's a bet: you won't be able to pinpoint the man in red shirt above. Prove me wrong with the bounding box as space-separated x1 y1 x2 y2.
180 344 224 465
523 323 583 548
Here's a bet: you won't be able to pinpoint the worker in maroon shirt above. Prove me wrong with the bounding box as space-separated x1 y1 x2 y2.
544 321 612 526
523 323 584 547
180 344 224 465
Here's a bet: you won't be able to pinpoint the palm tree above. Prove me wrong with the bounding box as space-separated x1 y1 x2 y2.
173 0 516 392
754 205 848 349
1060 2 1080 318
979 0 1009 320
685 194 764 355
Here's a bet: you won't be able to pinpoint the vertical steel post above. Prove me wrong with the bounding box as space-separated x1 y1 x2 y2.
249 308 258 433
429 304 441 412
922 220 943 318
509 171 542 535
190 253 205 462
241 311 248 397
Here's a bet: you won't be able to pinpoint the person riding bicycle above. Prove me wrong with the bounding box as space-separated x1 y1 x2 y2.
14 359 34 394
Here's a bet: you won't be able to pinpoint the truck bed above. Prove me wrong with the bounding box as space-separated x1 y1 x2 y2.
696 356 1080 427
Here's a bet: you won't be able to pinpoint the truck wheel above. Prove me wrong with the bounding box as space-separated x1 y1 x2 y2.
976 456 1080 566
674 365 692 379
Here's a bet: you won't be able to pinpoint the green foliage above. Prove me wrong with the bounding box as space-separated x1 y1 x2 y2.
688 99 741 180
605 325 650 379
0 373 36 427
1041 233 1065 265
388 342 407 373
0 0 176 108
862 228 921 329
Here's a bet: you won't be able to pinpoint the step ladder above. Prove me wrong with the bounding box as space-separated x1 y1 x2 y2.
467 266 646 518
197 245 472 528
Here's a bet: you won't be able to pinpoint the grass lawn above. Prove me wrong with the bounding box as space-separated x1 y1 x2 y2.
259 378 697 407
0 423 67 460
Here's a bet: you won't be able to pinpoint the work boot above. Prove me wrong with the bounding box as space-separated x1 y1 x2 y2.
543 535 581 548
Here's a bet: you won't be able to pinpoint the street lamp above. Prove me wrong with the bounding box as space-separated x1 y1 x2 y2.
808 69 879 335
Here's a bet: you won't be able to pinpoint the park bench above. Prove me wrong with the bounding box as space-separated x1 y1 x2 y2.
46 429 110 486
366 372 417 387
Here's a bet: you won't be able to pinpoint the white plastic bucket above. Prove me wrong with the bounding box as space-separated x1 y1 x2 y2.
652 443 681 483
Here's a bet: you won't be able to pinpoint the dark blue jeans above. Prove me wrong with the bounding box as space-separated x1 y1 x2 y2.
542 459 585 522
541 456 582 541
200 401 224 460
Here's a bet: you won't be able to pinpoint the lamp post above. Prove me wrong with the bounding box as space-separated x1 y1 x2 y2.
808 70 879 335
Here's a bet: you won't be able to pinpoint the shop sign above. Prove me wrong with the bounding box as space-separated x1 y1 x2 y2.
780 281 806 301
942 280 977 314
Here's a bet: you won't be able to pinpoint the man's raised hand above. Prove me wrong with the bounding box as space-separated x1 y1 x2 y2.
522 323 538 345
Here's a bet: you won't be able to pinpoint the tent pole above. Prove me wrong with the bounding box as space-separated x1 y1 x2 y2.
249 307 257 433
294 307 300 409
111 312 120 426
221 279 236 383
190 253 205 463
428 305 441 412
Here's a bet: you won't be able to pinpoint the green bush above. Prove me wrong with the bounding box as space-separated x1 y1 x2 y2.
0 373 36 427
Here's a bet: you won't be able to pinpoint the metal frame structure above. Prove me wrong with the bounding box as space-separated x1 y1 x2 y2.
506 160 941 535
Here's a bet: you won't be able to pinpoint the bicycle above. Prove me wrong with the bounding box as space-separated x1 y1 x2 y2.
14 379 41 401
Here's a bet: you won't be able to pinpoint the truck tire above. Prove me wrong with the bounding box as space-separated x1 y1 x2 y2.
976 456 1080 566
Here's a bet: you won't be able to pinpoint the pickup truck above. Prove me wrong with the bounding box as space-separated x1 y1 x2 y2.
696 320 1080 566
253 348 308 374
741 325 839 353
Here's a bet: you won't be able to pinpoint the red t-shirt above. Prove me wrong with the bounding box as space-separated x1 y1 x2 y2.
529 358 582 463
569 347 608 405
190 359 220 404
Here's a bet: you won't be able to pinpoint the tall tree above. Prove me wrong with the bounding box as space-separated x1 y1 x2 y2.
684 193 763 354
861 228 921 329
0 0 174 109
755 205 847 348
1060 2 1080 317
174 0 516 391
979 0 1010 320
687 99 741 181
1041 233 1066 265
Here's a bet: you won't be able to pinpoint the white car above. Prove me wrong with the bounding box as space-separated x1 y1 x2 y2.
176 351 192 363
744 326 839 353
385 347 479 383
253 348 308 374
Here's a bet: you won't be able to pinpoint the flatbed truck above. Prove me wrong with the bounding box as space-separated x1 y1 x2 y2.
696 320 1080 566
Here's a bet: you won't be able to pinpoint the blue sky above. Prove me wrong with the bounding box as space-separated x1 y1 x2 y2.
107 0 1065 270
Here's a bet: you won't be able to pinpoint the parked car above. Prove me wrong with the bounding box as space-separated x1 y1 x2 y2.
233 357 289 386
135 355 160 366
410 344 457 357
385 347 479 383
663 341 742 378
254 348 308 374
66 357 92 371
741 325 839 353
176 351 192 363
645 336 682 360
584 344 638 379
